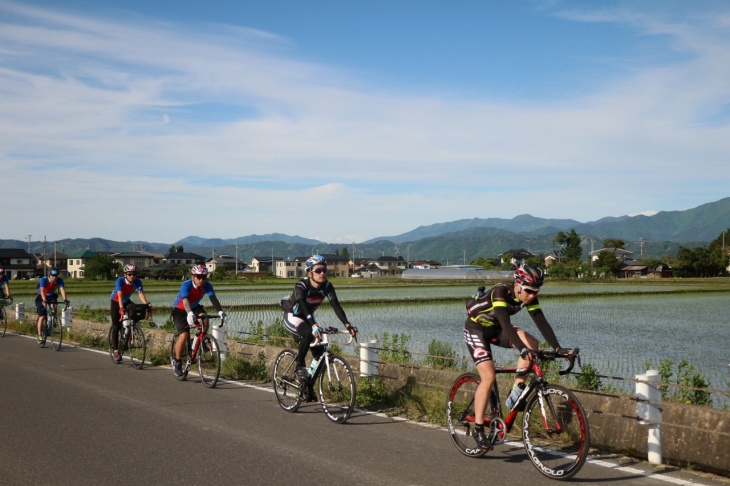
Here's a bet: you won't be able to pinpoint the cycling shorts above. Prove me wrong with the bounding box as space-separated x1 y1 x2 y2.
463 318 520 365
171 305 205 333
35 294 59 316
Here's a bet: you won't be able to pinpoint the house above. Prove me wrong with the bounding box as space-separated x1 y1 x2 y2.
274 254 351 279
250 256 285 274
589 247 634 262
67 250 98 278
501 248 534 267
373 256 406 276
206 255 245 274
35 252 69 274
617 260 648 278
165 251 205 266
113 251 161 270
0 249 35 279
544 249 564 267
411 260 441 269
648 264 673 278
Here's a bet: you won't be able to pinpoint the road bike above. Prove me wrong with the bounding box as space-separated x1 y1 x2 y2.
169 313 223 388
0 296 12 337
273 326 357 423
446 348 590 480
107 302 150 369
39 298 70 351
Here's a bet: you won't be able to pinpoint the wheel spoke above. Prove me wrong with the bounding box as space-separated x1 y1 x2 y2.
319 356 355 423
198 335 221 387
273 350 302 412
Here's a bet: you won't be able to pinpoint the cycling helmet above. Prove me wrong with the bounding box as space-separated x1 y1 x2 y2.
49 267 60 276
514 264 544 290
191 264 208 276
305 255 327 271
124 264 137 273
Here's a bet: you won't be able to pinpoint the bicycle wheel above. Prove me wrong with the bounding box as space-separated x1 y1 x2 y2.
128 324 146 370
0 307 6 337
522 384 590 480
198 335 221 388
107 326 118 363
170 334 189 381
273 349 302 412
319 355 356 424
446 373 502 457
50 314 63 351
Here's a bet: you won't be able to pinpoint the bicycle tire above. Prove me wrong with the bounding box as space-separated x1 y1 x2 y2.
170 334 190 381
198 335 220 388
446 373 502 457
128 324 146 370
50 313 62 351
522 384 590 480
319 355 356 424
273 349 302 412
0 307 6 337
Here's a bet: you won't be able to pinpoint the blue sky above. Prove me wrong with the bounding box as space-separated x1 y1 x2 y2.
2 0 729 244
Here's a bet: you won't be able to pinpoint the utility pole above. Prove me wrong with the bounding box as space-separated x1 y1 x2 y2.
235 243 239 275
639 238 646 258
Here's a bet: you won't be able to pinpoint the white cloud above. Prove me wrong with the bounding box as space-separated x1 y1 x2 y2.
1 1 729 243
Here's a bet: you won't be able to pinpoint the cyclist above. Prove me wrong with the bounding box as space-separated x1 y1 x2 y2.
35 267 69 343
463 264 572 449
280 255 358 401
170 264 226 377
0 268 12 300
109 264 150 363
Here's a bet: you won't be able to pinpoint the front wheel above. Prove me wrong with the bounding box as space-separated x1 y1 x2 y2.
198 335 221 388
319 355 356 423
522 384 590 480
273 349 302 412
128 324 146 369
50 315 62 351
446 373 501 457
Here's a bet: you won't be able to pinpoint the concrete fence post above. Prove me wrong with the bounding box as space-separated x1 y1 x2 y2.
62 306 73 328
212 325 228 361
15 303 25 320
636 369 662 465
360 339 378 377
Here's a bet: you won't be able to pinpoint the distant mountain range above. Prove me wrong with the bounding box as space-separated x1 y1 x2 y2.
2 197 728 263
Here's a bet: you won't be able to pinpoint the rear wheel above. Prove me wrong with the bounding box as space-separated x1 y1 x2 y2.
0 307 7 337
128 324 146 369
446 373 502 457
523 384 590 480
273 349 302 412
319 355 356 423
170 334 190 381
50 315 62 351
198 335 221 387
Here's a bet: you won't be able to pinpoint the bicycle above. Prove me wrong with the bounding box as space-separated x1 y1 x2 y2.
169 313 223 388
0 296 12 337
107 302 150 369
39 298 69 351
273 326 357 424
446 348 590 480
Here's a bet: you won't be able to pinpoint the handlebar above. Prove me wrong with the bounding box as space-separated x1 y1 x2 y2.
311 326 358 346
45 298 70 311
0 296 13 306
538 348 581 375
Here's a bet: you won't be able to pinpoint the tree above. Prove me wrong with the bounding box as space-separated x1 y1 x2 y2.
168 245 184 253
554 229 582 262
341 247 349 258
594 250 621 277
84 254 120 280
602 238 625 249
675 245 724 277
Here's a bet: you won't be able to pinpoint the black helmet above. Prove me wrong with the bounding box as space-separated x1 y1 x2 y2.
514 264 544 290
49 267 60 276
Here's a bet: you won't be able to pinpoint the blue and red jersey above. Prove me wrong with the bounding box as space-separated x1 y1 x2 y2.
110 276 144 304
37 276 65 298
172 279 215 310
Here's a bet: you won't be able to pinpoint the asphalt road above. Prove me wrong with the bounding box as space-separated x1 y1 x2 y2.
1 333 726 486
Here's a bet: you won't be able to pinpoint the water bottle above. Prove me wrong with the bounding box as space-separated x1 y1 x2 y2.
505 382 526 409
308 357 320 375
122 314 131 328
191 334 199 353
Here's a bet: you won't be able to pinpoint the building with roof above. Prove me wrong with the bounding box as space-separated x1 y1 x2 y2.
67 250 98 278
500 248 534 267
0 249 35 279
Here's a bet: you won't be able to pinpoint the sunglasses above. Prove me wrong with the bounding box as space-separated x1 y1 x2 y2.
125 273 137 276
312 268 327 274
521 286 539 295
193 274 207 279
